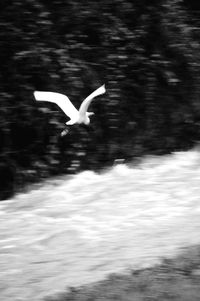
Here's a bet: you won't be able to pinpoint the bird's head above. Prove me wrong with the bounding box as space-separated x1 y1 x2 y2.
87 112 94 117
84 112 94 125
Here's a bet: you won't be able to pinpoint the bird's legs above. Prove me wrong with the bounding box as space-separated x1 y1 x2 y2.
61 127 69 136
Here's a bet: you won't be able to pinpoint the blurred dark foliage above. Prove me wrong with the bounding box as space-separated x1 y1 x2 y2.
1 0 200 200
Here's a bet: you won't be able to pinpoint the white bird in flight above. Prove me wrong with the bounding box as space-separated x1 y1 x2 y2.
34 85 106 129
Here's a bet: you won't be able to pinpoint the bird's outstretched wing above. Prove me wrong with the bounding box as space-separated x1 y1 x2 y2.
34 91 79 120
79 84 106 117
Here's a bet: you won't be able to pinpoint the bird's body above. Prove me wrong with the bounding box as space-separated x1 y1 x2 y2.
34 85 106 127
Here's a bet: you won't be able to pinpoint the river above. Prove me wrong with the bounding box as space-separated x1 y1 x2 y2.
1 149 200 300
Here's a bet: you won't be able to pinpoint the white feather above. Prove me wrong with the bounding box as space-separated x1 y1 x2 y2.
79 84 106 117
34 84 106 126
33 91 79 121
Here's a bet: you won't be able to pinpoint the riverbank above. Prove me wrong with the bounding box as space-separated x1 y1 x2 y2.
44 244 200 301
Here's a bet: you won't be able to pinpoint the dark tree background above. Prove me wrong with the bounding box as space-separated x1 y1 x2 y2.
1 0 200 200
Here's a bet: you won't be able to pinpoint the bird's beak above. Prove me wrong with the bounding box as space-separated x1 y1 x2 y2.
88 112 94 116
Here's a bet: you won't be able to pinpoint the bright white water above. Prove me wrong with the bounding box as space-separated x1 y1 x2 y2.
1 149 200 300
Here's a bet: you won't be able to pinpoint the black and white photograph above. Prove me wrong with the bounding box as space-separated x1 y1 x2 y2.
1 1 200 300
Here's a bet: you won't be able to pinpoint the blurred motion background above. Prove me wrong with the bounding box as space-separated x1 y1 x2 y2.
1 0 200 200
